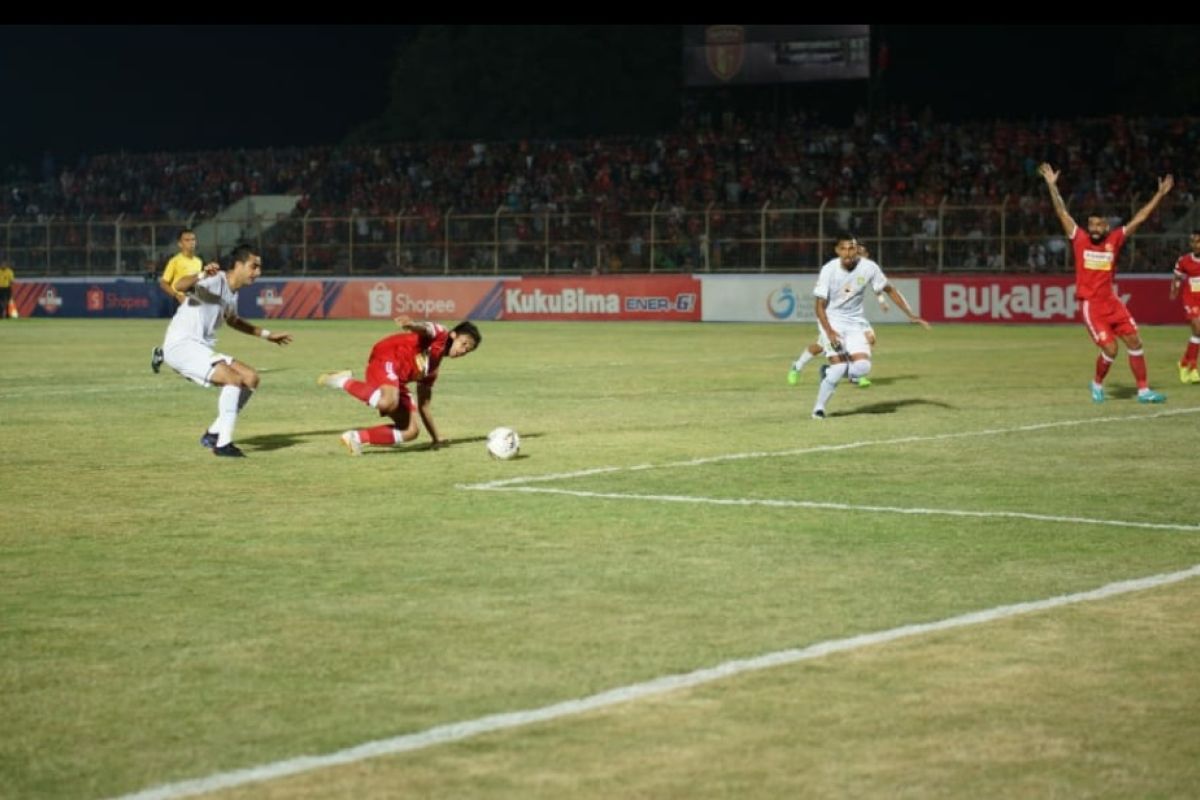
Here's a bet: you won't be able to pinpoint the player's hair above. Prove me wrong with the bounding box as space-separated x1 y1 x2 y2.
1191 230 1200 237
177 228 195 241
224 243 259 270
1086 210 1109 222
453 320 482 348
836 232 858 246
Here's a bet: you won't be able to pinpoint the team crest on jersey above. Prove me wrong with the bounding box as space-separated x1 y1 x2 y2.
705 26 745 82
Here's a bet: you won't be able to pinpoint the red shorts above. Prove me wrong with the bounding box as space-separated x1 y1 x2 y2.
1183 303 1200 321
364 357 416 413
1080 297 1138 346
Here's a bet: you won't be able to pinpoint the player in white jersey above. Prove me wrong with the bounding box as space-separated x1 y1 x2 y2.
811 235 930 419
162 243 293 456
788 242 888 387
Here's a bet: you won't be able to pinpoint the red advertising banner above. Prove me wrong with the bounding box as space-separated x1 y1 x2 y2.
499 276 701 321
239 279 504 320
920 275 1180 324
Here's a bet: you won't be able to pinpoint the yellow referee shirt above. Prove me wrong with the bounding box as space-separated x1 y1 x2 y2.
0 265 14 288
161 253 202 297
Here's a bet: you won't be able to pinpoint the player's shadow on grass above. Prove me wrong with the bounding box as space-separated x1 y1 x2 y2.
1107 385 1139 400
837 398 954 416
239 430 543 454
395 431 544 456
239 429 348 451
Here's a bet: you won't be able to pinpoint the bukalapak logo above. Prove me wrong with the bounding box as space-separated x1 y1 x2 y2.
944 283 1095 320
505 288 619 314
766 285 798 319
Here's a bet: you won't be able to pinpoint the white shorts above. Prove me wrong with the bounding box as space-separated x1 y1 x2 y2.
164 340 234 387
818 323 873 358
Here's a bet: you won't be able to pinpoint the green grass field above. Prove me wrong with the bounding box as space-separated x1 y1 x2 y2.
2 318 1199 799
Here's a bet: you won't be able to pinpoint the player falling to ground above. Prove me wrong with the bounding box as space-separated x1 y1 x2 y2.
317 316 481 455
1039 163 1172 403
811 235 930 419
161 244 292 457
1168 231 1200 384
789 242 890 388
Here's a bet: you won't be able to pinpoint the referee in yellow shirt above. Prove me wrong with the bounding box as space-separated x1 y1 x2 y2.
151 229 203 372
0 259 14 319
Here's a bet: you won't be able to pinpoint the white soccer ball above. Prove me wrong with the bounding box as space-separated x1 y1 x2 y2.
486 427 520 460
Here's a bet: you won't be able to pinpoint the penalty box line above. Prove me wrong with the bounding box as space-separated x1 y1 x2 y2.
477 486 1200 534
460 406 1200 492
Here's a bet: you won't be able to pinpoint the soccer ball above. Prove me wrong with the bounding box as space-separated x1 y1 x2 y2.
486 427 520 460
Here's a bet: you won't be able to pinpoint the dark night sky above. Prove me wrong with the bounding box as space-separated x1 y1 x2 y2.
0 25 1167 170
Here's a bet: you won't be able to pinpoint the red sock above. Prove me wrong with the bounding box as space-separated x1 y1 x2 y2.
1184 340 1199 369
360 425 401 446
1127 350 1148 390
1094 353 1114 384
343 379 377 404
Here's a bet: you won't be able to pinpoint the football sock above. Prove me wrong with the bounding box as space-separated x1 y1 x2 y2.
214 384 241 447
237 386 255 411
1094 352 1115 384
1183 336 1200 368
1127 348 1148 390
793 350 815 372
360 425 405 446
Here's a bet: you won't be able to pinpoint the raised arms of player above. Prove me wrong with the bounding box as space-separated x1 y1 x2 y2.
881 284 932 330
1123 174 1174 236
1038 163 1077 236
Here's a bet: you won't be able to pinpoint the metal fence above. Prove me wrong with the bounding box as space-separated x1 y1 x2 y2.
4 197 1193 277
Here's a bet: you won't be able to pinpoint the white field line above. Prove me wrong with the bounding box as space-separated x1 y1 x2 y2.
461 406 1200 490
111 563 1200 800
477 486 1200 533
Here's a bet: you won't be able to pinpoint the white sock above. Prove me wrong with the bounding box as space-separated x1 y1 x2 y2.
331 374 350 389
792 350 815 372
215 384 241 447
814 363 848 412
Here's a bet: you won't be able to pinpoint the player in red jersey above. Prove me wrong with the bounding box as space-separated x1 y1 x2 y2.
317 316 481 454
1039 163 1173 403
1168 231 1200 384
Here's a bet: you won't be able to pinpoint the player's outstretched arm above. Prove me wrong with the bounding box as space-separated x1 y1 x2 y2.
883 285 931 329
1038 163 1078 236
1125 174 1174 236
226 315 293 345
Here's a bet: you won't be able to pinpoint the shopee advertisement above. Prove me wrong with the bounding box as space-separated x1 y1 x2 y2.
238 279 504 320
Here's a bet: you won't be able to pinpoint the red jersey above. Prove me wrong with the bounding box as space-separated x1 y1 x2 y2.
1071 225 1127 301
1173 252 1200 306
367 323 450 387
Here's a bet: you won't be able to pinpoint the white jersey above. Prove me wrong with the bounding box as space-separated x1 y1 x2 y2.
813 256 888 328
163 271 238 349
